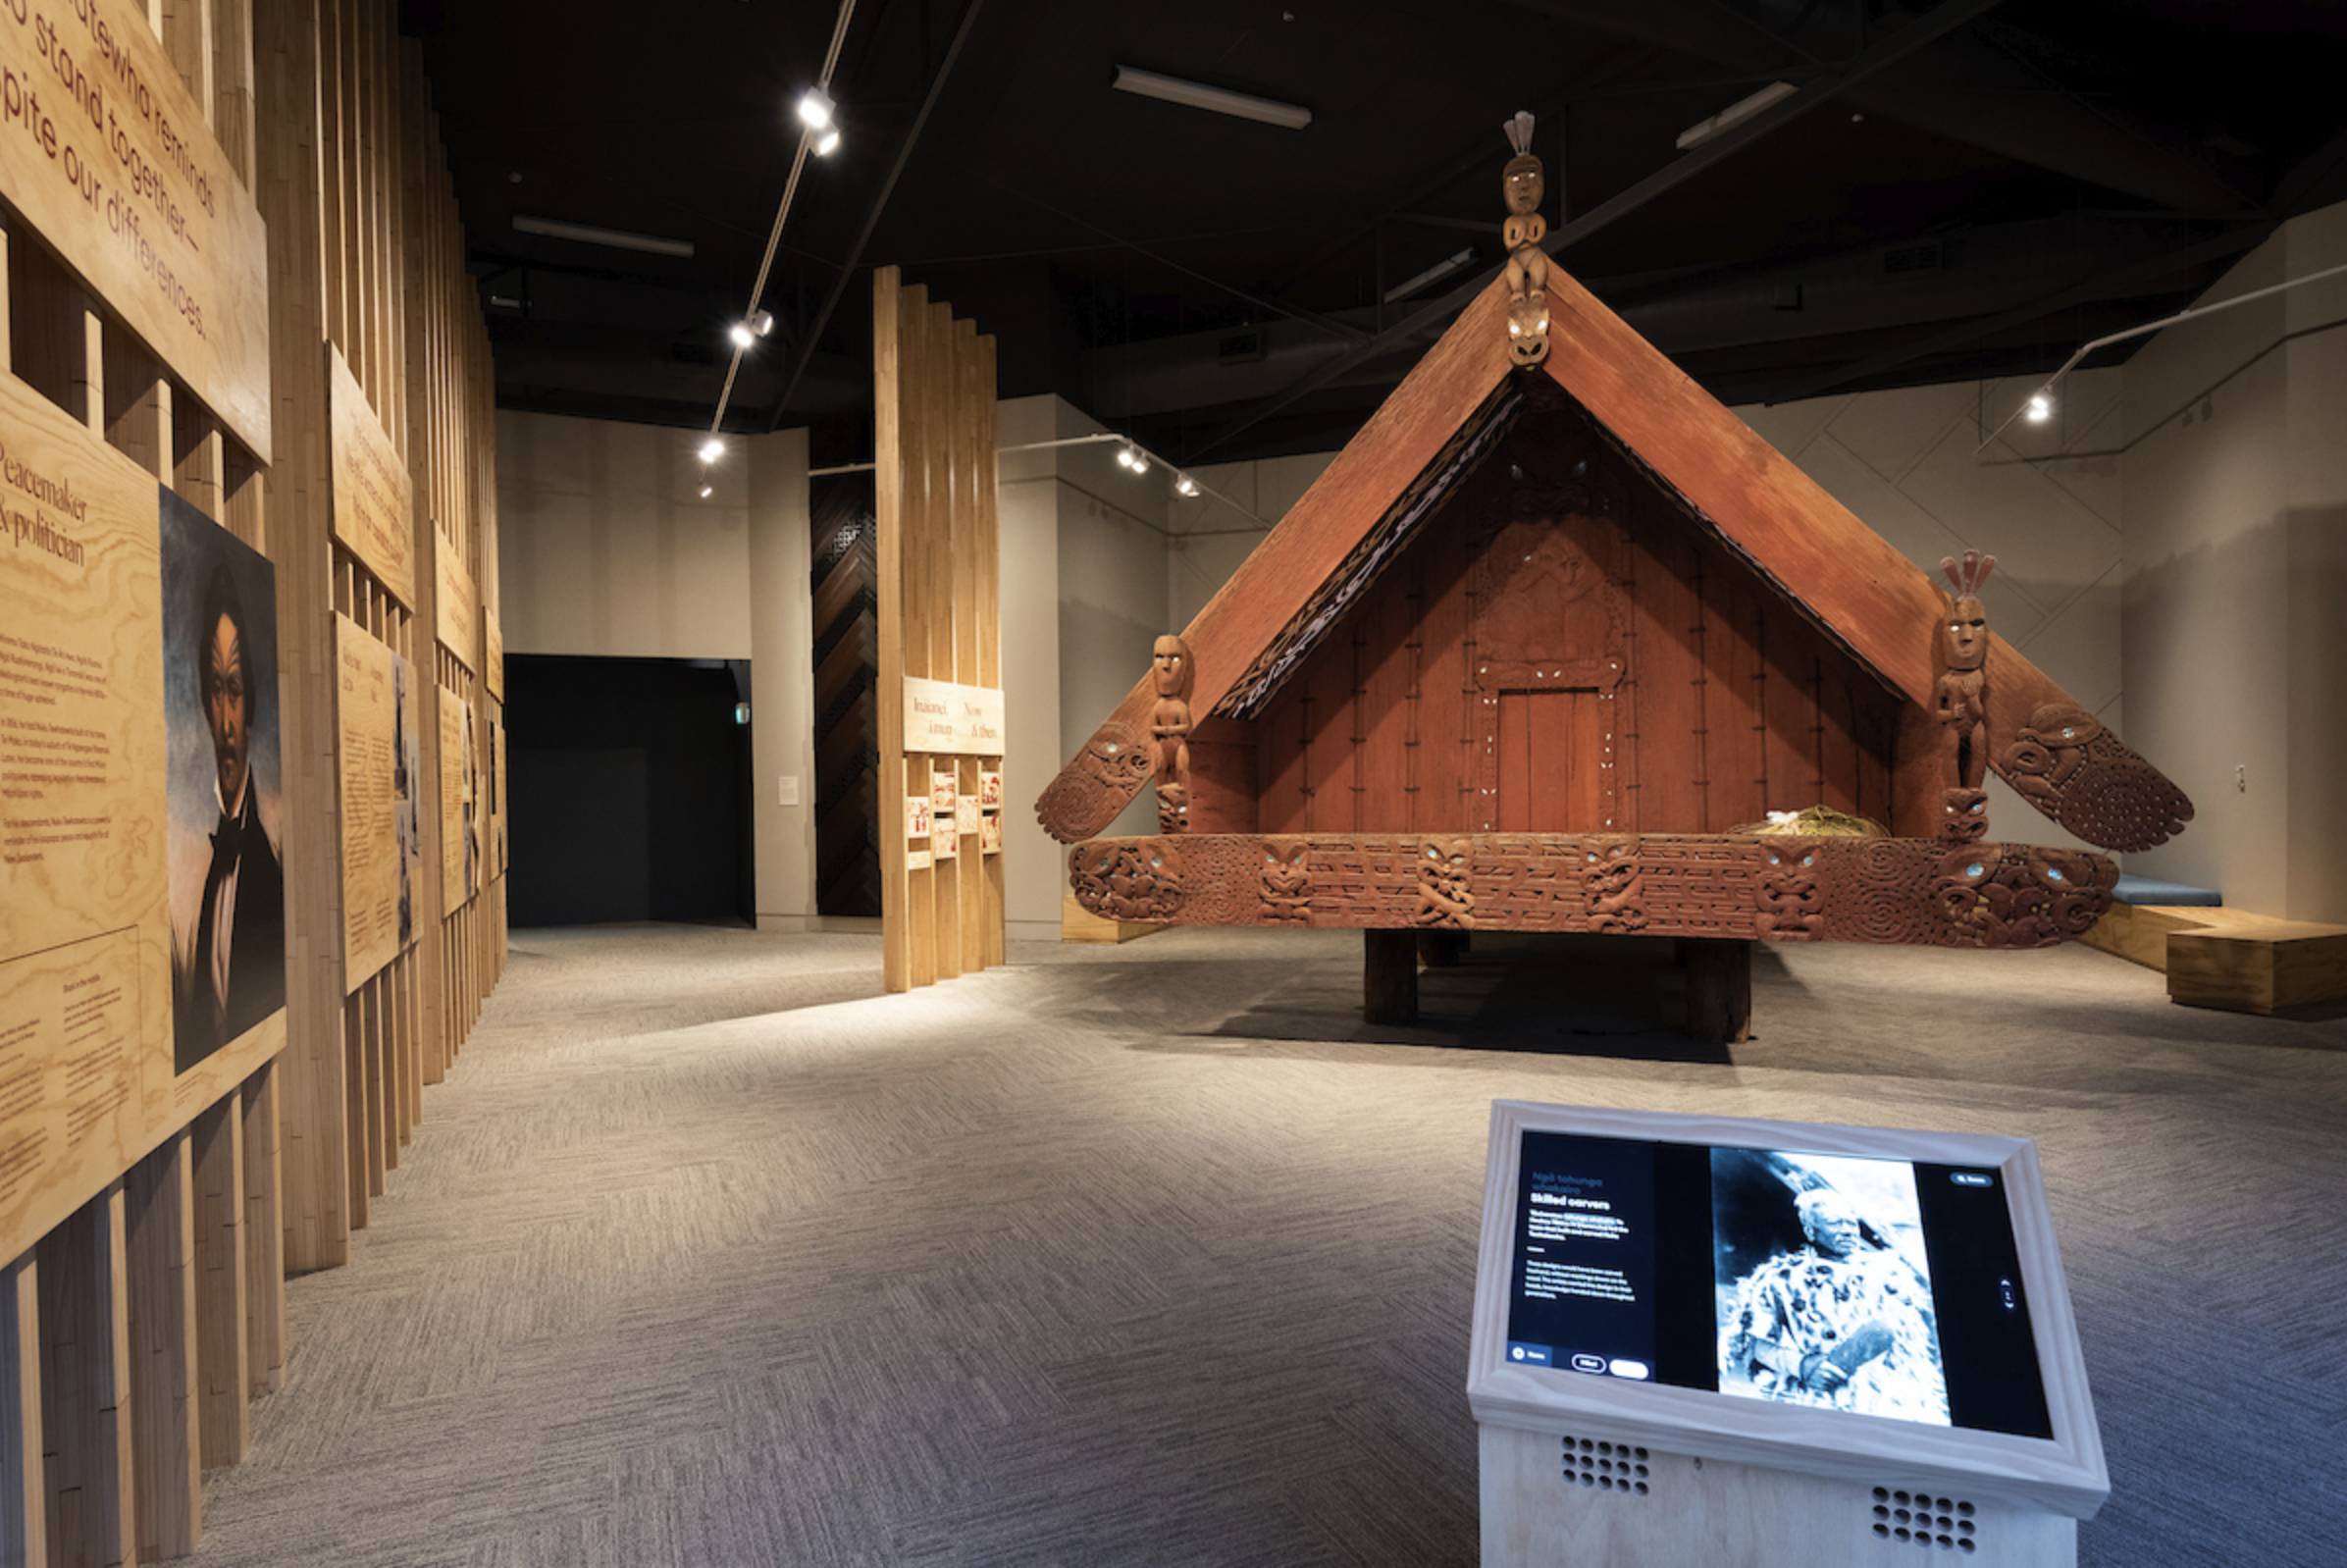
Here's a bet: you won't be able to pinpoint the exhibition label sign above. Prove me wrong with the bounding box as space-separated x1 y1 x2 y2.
439 687 477 908
336 616 420 986
328 344 416 606
482 603 504 701
902 675 1003 755
0 0 273 461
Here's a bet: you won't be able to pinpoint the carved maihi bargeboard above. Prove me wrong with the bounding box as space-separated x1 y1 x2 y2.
1996 702 2193 852
1033 719 1154 841
1067 832 2117 950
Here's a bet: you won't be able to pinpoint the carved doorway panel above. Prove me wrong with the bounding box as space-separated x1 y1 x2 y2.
1494 690 1607 831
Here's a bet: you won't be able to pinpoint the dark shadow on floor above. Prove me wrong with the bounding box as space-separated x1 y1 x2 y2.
1173 933 1772 1065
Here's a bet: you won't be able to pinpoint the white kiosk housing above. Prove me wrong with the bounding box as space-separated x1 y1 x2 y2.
1468 1102 2107 1567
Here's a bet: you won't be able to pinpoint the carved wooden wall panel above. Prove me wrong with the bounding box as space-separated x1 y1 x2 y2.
1250 389 1900 839
1069 831 2116 952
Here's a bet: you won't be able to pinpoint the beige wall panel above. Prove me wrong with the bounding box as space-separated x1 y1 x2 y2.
0 374 170 1265
0 0 272 460
435 527 477 673
334 614 407 987
327 341 414 605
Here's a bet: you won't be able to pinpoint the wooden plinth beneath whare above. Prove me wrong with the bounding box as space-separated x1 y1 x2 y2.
1068 833 2118 950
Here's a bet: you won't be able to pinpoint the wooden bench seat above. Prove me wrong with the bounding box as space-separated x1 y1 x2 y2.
2166 920 2347 1016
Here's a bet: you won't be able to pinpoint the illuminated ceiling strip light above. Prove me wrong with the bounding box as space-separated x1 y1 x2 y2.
1974 255 2347 454
1675 81 1799 150
512 215 694 258
1111 67 1311 131
706 0 861 442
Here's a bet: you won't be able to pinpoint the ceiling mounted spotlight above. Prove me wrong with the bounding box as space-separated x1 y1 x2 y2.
749 310 773 338
2025 392 2053 424
699 485 714 498
815 127 841 157
700 438 725 462
798 87 835 131
1116 443 1147 474
1175 474 1199 497
729 322 756 349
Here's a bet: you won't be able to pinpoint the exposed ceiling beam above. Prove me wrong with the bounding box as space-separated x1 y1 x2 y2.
1763 220 2277 404
1186 0 2009 462
767 0 988 431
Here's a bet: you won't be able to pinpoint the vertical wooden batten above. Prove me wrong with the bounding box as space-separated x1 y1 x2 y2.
871 271 1006 990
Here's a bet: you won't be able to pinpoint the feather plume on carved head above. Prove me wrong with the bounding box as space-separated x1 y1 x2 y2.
1941 549 1995 599
1505 111 1536 155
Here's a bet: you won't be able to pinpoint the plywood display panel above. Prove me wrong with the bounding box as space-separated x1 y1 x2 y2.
437 687 475 910
0 0 272 461
1 373 281 1262
435 531 476 674
327 344 414 606
481 605 501 701
335 617 418 988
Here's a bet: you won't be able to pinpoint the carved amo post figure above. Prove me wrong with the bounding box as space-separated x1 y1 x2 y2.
1501 111 1550 367
1935 549 1994 842
1150 634 1195 833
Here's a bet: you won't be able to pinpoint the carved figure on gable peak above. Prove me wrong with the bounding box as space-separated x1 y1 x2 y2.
1501 111 1550 367
1934 549 1995 842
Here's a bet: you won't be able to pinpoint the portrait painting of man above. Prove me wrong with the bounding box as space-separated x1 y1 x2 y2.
162 490 285 1071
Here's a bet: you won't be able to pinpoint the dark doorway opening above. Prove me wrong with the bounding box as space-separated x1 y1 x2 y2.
505 654 754 927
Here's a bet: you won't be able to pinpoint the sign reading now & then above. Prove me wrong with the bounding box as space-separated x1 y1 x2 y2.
902 676 1003 756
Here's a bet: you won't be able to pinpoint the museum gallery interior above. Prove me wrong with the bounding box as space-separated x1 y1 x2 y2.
1 1 2344 1565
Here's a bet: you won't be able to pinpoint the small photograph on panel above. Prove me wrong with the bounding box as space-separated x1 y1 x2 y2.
161 489 285 1072
1711 1148 1949 1426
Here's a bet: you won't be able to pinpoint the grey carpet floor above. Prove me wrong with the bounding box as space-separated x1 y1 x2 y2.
187 925 2347 1567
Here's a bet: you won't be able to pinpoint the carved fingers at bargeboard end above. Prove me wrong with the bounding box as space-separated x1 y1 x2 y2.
1035 721 1155 842
2050 742 2195 853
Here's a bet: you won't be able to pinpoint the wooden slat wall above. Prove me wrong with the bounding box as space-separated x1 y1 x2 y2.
872 270 1005 992
1252 397 1900 837
252 0 503 1288
0 0 476 1551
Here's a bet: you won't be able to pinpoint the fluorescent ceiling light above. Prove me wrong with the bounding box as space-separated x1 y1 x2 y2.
1675 80 1799 150
1383 247 1477 304
513 214 695 258
1112 67 1311 131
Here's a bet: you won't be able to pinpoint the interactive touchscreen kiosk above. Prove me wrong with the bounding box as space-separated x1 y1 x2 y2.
1468 1102 2106 1568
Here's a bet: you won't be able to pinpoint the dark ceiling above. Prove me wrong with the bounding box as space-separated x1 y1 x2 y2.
402 0 2347 466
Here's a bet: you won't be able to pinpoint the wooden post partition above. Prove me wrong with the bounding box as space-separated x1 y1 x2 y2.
873 270 1006 991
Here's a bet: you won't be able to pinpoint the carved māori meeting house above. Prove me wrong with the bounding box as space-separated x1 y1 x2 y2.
1035 227 2192 1016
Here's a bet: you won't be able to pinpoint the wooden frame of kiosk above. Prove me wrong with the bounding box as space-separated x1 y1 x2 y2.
1468 1101 2107 1567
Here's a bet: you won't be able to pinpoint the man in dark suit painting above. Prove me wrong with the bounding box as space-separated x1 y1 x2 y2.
176 562 285 1071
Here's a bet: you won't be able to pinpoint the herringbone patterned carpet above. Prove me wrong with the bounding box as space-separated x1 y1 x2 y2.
189 925 2347 1566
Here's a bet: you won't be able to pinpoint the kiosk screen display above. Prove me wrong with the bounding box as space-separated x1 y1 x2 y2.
1502 1131 2052 1438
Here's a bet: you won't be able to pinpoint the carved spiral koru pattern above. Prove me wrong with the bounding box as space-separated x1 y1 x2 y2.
1754 840 1826 940
1069 838 1184 922
1931 845 2118 949
1837 838 1946 946
1036 720 1154 843
1174 836 1259 926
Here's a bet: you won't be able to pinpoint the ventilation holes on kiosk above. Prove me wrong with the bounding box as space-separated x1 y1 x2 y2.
1869 1487 1978 1551
1558 1436 1650 1496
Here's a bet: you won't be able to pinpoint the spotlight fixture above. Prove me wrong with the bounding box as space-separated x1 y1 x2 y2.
700 485 714 498
1111 66 1312 131
1175 474 1199 497
729 322 756 349
1116 443 1147 474
815 127 841 157
749 310 773 337
699 438 725 462
2025 392 2053 424
798 87 835 131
